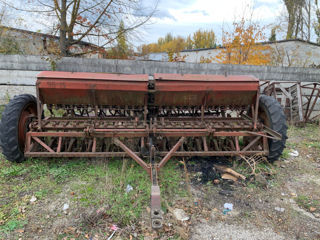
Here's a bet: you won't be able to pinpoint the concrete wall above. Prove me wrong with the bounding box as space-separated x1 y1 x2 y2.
1 54 320 104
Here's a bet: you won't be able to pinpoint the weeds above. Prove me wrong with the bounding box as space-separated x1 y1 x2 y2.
72 159 186 226
304 142 320 149
0 150 188 238
0 105 5 118
234 158 275 179
281 148 290 159
160 161 188 199
295 195 320 211
1 219 27 233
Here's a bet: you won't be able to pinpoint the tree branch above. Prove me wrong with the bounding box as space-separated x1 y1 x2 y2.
71 0 114 44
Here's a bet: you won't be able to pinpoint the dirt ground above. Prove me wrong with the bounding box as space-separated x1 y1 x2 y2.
0 124 320 240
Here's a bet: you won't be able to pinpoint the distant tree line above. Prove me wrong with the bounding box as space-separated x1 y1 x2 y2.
138 29 216 60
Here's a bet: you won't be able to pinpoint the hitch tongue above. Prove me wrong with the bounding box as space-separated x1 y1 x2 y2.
151 185 163 229
149 138 163 229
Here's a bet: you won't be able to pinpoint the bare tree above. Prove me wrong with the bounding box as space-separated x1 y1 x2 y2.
0 2 7 25
315 0 320 43
305 0 312 41
1 0 157 56
283 0 303 39
283 0 313 40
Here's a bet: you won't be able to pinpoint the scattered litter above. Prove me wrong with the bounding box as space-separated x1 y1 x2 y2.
214 165 246 181
30 196 37 203
289 150 299 157
111 224 118 231
290 192 297 197
126 184 133 193
224 203 233 210
194 198 201 207
173 208 190 221
223 209 231 215
223 203 233 214
63 203 69 212
107 224 119 240
275 207 285 212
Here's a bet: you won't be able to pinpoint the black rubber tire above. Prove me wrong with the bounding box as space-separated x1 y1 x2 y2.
259 95 287 162
0 94 37 163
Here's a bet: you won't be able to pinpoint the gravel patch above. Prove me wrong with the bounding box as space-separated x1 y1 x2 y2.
191 222 285 240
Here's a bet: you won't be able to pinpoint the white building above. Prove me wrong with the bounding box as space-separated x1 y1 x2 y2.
143 39 320 67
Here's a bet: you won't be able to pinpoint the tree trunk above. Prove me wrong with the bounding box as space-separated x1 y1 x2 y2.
294 8 301 38
285 0 296 39
60 0 67 56
307 0 311 41
286 12 295 39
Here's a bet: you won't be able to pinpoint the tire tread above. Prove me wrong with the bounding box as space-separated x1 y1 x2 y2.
0 94 36 163
259 95 287 163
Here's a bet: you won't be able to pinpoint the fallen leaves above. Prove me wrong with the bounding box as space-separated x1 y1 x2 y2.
15 229 24 233
310 207 317 212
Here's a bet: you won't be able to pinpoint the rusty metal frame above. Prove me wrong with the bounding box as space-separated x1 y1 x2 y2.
301 83 320 122
25 130 270 159
261 80 320 123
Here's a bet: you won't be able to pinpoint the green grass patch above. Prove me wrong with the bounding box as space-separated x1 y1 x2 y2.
0 155 89 234
71 159 187 226
160 160 188 198
288 124 320 142
233 160 275 179
304 141 320 149
0 152 187 233
295 195 320 211
0 219 27 233
0 105 5 119
281 148 290 159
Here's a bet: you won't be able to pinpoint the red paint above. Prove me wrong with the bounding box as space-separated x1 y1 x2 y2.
38 71 149 81
154 73 259 106
37 71 149 105
154 73 258 81
37 72 259 107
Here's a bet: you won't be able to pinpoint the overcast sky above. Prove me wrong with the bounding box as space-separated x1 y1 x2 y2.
136 0 285 46
2 0 288 46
